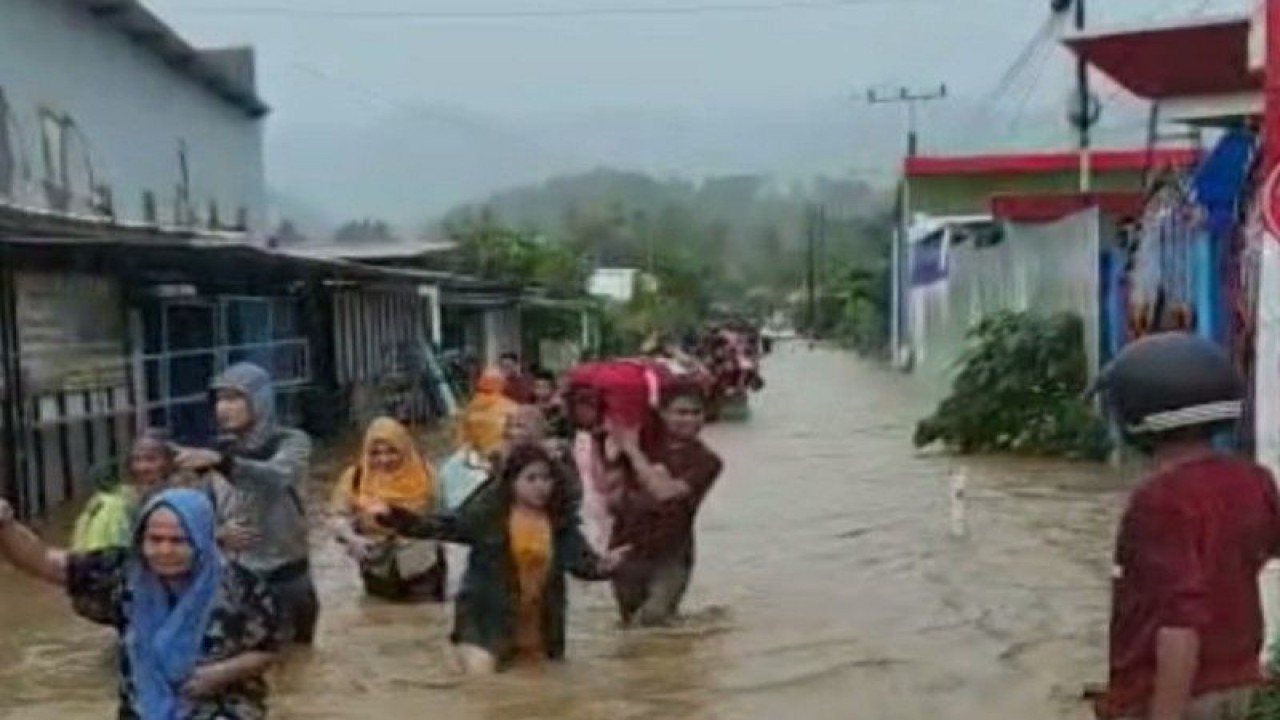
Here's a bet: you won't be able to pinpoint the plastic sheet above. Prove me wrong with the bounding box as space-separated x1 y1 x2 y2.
910 209 1102 398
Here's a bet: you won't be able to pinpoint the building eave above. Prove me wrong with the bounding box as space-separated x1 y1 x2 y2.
0 202 447 285
1063 13 1257 102
989 191 1148 224
904 148 1199 178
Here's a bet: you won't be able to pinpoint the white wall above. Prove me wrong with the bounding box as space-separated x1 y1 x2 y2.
589 268 639 303
481 306 521 366
0 0 266 229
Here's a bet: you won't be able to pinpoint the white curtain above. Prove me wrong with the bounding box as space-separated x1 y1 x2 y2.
911 208 1102 398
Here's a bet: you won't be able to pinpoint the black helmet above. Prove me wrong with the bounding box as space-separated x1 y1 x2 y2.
1093 332 1244 439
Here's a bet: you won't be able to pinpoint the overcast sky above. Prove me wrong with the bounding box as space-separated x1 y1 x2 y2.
140 0 1255 223
147 0 1249 124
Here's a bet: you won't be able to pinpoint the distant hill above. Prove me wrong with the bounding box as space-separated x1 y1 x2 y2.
264 95 1153 229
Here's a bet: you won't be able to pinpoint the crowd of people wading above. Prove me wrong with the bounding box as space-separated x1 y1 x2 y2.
0 322 768 718
8 321 1280 719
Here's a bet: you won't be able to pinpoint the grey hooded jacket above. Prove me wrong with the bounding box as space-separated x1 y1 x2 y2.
211 362 313 573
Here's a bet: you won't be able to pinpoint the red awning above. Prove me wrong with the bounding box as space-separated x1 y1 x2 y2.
1063 15 1258 100
905 148 1198 178
990 191 1148 224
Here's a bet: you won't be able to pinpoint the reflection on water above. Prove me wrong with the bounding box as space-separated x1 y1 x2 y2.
0 347 1130 719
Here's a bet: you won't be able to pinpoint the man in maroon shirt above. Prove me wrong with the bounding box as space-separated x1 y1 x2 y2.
498 352 535 405
1093 333 1280 720
607 385 723 627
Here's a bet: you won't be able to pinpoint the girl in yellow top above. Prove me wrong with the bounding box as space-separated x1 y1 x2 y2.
378 443 629 675
330 417 445 602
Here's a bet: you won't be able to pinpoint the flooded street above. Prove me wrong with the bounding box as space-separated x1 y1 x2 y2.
0 347 1131 720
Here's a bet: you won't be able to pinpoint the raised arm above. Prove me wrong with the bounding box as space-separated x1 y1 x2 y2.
376 507 466 543
176 431 313 495
0 500 69 586
611 429 690 502
225 432 313 492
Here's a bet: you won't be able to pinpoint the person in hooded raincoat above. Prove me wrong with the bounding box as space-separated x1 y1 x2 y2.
175 362 318 645
330 417 446 601
0 489 282 719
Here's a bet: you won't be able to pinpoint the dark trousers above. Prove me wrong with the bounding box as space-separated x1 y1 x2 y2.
360 547 447 603
611 552 693 627
266 561 320 645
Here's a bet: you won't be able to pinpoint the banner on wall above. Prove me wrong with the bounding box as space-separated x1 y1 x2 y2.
15 272 127 393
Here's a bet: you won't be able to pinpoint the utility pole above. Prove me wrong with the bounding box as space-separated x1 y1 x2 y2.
866 84 947 367
1072 0 1093 191
805 205 818 337
1074 0 1090 192
868 85 949 157
1053 0 1096 191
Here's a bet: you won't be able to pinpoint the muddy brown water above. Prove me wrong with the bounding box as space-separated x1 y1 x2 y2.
0 347 1133 719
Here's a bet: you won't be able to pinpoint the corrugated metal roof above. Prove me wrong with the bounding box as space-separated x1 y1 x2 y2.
287 239 457 261
74 0 269 118
0 201 427 282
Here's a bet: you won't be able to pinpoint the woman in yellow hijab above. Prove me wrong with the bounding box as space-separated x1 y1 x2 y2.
456 369 519 453
330 417 445 602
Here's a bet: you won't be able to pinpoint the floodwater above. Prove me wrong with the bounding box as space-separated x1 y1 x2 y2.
0 347 1133 720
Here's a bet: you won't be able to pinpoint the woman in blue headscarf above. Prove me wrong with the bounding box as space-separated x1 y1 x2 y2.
0 488 282 719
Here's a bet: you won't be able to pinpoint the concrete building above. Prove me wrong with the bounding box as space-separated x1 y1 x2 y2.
0 0 283 518
0 0 268 231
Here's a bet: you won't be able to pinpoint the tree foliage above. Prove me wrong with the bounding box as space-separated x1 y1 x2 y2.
436 168 895 352
333 218 398 244
914 310 1110 460
443 211 589 297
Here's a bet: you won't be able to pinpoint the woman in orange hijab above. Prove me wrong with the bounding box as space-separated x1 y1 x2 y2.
330 417 445 602
455 369 519 453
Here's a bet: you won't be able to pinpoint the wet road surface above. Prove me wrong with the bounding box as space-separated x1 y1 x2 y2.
0 347 1131 719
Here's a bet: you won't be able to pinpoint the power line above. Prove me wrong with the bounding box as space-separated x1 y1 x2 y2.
167 0 957 21
866 85 948 157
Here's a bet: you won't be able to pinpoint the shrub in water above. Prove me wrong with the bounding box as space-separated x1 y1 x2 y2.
914 310 1111 460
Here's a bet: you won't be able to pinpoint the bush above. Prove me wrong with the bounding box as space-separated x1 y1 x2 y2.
1254 687 1280 719
914 310 1111 460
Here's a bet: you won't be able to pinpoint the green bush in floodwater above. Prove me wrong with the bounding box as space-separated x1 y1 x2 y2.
1251 647 1280 719
1253 687 1280 719
914 310 1111 460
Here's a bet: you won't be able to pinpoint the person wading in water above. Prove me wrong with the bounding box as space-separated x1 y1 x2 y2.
607 383 723 627
0 489 282 719
532 370 572 441
176 362 318 646
74 430 254 554
1090 332 1280 720
330 417 445 602
498 352 535 405
377 443 628 675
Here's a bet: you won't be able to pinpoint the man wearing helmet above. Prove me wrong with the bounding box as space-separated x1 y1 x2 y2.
1092 333 1280 720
